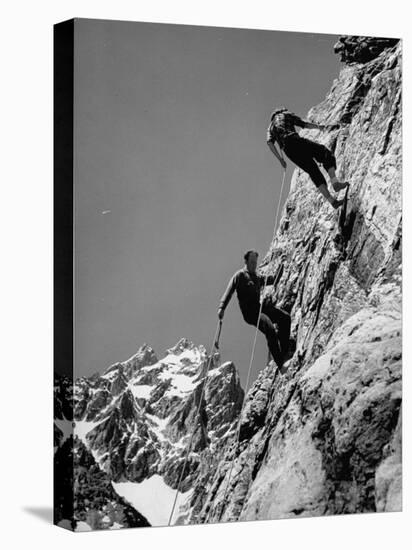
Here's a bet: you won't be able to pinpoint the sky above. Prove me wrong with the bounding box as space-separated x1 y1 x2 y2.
73 18 341 387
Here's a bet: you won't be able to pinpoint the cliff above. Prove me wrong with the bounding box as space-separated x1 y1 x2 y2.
187 36 402 523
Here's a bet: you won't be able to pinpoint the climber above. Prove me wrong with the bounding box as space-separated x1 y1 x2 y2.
266 107 349 209
218 250 294 368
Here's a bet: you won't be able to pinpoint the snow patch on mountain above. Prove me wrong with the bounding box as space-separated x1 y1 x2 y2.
113 475 192 526
129 383 153 399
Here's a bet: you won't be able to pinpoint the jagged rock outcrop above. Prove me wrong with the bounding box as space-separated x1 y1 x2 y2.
334 35 399 64
54 435 150 530
187 36 402 523
54 338 244 529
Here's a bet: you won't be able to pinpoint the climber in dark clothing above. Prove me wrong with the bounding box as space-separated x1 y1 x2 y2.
266 107 349 209
218 250 293 368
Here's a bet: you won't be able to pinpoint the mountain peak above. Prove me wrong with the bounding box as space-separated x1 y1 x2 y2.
166 337 196 355
122 343 158 373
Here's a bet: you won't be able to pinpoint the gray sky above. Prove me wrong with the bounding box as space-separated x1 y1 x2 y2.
74 18 340 386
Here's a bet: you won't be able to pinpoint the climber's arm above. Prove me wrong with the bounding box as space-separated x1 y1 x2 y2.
218 273 237 319
302 121 325 130
301 120 340 131
289 112 339 131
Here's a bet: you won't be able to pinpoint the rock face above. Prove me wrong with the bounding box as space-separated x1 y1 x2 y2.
187 37 402 523
54 435 150 531
54 338 244 529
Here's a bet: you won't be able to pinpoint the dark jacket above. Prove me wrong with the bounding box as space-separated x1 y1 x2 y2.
266 110 306 148
219 267 275 318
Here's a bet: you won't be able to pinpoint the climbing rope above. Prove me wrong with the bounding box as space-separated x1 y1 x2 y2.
168 319 223 526
168 153 288 525
219 154 288 519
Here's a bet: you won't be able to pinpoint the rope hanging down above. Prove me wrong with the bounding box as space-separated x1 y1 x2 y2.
219 156 287 518
168 319 223 526
168 155 287 525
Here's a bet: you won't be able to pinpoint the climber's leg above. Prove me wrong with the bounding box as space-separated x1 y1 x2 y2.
306 139 336 171
257 313 283 367
291 157 340 208
244 311 283 366
306 138 349 192
261 302 291 356
284 137 327 187
283 136 342 209
318 183 344 209
327 167 349 192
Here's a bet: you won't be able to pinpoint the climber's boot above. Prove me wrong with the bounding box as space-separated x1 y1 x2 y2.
332 180 349 192
332 197 345 209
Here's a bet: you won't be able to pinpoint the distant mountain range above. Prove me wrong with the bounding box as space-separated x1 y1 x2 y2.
54 338 244 530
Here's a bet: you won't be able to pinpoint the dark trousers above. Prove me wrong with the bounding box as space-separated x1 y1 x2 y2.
242 301 291 366
283 135 336 188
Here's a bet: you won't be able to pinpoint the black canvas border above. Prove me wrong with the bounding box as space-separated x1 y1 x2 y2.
53 18 74 529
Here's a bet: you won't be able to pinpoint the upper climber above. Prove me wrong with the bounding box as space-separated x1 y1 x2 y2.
218 250 294 368
266 107 348 209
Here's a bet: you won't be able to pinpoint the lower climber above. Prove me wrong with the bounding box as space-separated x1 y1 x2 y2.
266 106 349 209
218 250 295 368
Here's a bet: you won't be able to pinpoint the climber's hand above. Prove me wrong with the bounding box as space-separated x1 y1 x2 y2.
218 308 224 320
327 123 340 131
